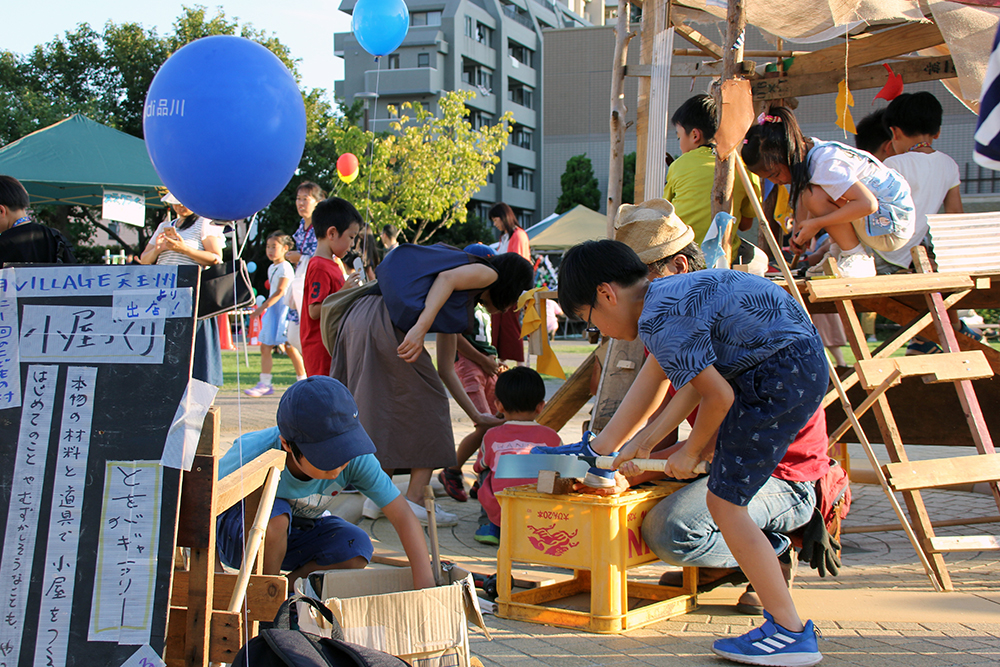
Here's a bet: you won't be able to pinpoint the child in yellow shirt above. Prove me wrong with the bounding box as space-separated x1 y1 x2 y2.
663 94 760 262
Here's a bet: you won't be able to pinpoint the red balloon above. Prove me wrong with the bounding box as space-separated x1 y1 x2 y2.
337 153 359 178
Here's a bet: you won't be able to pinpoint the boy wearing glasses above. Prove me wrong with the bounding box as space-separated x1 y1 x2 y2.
556 239 827 666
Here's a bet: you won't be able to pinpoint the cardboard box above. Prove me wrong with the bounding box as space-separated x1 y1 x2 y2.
296 565 489 667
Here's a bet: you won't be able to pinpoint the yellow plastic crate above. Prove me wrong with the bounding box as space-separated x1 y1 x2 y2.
496 481 698 634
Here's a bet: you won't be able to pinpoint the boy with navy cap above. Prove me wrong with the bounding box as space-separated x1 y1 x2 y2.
217 376 435 589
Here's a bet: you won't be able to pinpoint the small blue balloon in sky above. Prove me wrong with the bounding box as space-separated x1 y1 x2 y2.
352 0 409 57
247 261 258 273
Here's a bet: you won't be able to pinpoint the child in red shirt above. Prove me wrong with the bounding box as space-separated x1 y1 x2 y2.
301 198 361 377
474 367 561 545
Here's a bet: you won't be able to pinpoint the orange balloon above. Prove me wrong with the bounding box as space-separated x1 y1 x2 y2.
337 153 360 183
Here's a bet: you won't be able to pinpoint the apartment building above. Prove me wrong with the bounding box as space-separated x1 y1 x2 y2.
335 0 590 227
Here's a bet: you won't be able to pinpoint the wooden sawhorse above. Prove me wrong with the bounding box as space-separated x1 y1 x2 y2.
166 407 288 666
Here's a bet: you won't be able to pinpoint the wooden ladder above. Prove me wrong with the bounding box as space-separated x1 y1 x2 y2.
807 248 999 591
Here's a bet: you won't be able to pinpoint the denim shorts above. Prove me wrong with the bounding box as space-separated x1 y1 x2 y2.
216 499 373 571
708 336 827 506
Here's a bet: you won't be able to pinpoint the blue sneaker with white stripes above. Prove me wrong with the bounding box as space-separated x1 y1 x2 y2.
712 611 822 666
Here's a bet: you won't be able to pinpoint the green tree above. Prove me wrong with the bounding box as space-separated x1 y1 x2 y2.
0 5 305 254
556 154 601 214
378 91 512 244
622 151 636 205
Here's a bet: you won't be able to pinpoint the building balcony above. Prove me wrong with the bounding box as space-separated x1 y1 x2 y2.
462 39 497 69
506 61 537 88
460 83 498 114
364 67 442 97
501 186 536 212
504 145 536 167
505 103 537 128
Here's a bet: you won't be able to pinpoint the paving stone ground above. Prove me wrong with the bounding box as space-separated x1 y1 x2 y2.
216 341 1000 666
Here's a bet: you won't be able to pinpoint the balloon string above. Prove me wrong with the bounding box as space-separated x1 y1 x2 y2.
361 57 382 264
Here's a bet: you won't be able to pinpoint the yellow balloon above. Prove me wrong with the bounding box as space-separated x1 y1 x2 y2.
339 168 359 184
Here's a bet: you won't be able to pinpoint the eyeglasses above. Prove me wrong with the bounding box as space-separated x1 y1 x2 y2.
585 302 600 335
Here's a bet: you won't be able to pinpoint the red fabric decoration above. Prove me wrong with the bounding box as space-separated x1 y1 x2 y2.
875 63 904 103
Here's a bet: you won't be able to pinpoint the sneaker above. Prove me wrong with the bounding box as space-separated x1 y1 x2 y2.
736 549 798 615
835 250 876 278
362 496 383 520
438 469 468 502
406 498 458 527
244 382 274 397
469 479 481 500
712 611 822 666
533 432 615 488
474 522 501 546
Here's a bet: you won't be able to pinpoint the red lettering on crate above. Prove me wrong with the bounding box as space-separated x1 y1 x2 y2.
627 527 649 558
526 523 580 556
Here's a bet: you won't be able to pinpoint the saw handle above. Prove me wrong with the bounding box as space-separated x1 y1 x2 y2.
593 456 709 475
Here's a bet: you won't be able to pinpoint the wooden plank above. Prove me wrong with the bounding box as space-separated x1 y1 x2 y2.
752 55 956 102
884 454 1000 491
807 272 976 302
177 456 218 549
835 298 954 590
855 352 993 389
673 23 722 59
166 608 243 666
591 338 647 432
537 349 596 432
197 406 220 457
786 22 945 75
171 571 287 622
216 449 287 513
928 535 1000 553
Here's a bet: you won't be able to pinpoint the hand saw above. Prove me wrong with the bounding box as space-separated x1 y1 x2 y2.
494 453 708 479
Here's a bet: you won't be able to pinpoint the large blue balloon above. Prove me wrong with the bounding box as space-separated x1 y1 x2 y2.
353 0 409 57
144 35 306 221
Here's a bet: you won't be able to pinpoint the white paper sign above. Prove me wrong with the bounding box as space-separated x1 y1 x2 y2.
35 367 98 667
0 365 58 667
103 189 146 227
0 268 20 410
19 306 166 364
1 266 178 298
112 288 193 321
89 461 162 645
120 644 166 667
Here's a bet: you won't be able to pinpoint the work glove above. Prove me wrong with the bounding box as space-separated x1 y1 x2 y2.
798 507 841 577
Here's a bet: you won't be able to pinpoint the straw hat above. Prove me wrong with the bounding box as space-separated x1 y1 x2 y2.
614 199 694 264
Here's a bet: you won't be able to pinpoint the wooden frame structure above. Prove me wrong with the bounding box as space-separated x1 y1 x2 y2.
550 0 1000 592
166 407 288 666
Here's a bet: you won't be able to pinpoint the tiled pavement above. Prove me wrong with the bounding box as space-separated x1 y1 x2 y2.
216 345 1000 667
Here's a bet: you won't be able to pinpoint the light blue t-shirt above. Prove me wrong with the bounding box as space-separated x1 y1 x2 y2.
218 426 399 507
638 270 818 389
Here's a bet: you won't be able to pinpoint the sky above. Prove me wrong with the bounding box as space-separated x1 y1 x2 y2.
6 0 353 93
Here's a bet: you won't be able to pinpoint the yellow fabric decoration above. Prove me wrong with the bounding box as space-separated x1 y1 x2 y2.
835 79 857 135
773 184 793 234
517 288 565 380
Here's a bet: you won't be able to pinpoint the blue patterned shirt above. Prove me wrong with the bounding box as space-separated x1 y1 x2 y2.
638 270 818 389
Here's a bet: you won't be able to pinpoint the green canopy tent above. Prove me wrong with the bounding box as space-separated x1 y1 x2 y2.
0 114 166 208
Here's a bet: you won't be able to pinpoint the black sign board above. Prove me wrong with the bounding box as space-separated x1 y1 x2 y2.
0 264 199 667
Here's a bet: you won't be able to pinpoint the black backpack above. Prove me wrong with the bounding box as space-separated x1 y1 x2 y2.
232 595 408 667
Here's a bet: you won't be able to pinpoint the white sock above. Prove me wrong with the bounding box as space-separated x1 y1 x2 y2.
839 244 865 256
295 374 307 382
260 373 272 385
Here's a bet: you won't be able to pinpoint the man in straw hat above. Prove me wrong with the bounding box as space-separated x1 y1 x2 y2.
570 199 837 620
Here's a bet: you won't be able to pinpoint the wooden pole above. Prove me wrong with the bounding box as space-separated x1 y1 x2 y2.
643 0 674 203
607 0 633 237
709 0 747 266
228 466 282 612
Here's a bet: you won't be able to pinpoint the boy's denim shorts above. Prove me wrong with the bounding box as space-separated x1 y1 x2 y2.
216 499 373 571
707 335 827 506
